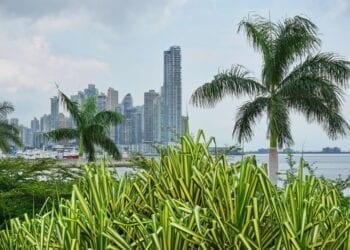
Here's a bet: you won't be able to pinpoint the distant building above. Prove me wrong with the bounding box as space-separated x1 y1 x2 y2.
50 96 59 131
144 90 159 143
322 147 341 153
71 91 85 107
40 114 50 132
97 92 107 112
152 95 162 143
107 87 119 143
84 84 98 99
21 126 33 148
58 113 66 128
257 148 269 154
30 117 40 132
162 46 182 143
131 106 143 144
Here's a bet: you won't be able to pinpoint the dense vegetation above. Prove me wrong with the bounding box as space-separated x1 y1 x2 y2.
1 131 350 249
0 158 80 228
191 15 350 184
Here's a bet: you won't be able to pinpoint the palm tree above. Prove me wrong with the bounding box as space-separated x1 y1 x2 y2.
47 91 123 161
191 15 350 184
0 102 21 153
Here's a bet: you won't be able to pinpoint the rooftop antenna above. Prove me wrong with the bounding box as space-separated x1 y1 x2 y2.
54 82 60 90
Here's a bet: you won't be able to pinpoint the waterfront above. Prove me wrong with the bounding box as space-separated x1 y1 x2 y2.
229 154 350 180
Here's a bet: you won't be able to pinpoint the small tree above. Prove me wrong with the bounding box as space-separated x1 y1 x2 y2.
191 15 350 184
47 91 123 161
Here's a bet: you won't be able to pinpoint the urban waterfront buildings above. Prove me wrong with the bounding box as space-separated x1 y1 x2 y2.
12 46 185 154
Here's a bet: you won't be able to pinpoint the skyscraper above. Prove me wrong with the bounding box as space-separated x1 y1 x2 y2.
97 92 107 112
144 90 159 143
107 87 119 143
84 84 98 99
162 46 182 143
131 106 143 144
30 117 40 132
50 96 59 131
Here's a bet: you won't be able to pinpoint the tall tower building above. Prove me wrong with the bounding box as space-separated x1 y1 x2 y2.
131 106 143 144
162 46 182 143
84 84 98 99
107 87 119 143
40 114 50 132
30 117 40 132
97 92 107 112
144 90 159 143
152 95 162 143
50 96 59 131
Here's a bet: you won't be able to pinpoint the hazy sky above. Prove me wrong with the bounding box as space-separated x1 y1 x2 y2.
0 0 349 151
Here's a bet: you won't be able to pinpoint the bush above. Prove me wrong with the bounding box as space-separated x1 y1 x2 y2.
0 158 79 228
1 131 350 249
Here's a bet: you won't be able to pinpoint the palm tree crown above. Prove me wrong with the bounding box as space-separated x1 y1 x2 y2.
191 15 350 184
47 91 123 161
0 102 22 153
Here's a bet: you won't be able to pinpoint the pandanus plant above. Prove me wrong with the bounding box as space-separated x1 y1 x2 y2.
191 15 350 184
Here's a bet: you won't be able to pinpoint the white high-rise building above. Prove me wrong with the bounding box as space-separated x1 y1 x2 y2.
162 46 182 143
107 87 119 143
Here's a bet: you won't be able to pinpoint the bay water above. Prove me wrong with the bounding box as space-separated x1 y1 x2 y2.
228 153 350 180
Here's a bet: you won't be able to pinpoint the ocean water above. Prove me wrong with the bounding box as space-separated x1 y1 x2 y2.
228 154 350 180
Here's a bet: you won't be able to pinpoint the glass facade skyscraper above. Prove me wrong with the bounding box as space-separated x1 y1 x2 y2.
162 46 182 143
50 96 59 131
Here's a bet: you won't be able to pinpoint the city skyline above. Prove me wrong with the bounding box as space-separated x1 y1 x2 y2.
1 1 350 150
10 45 185 152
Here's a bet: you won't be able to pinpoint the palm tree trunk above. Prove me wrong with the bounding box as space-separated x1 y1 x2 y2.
269 130 278 185
79 134 84 157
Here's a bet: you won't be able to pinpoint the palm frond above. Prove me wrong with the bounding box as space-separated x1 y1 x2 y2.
82 97 97 123
279 75 344 109
191 65 266 107
46 128 79 141
281 53 350 88
58 91 82 126
272 16 320 84
287 95 350 139
94 111 123 126
0 122 22 152
238 15 274 61
233 97 269 143
94 136 121 160
0 102 14 118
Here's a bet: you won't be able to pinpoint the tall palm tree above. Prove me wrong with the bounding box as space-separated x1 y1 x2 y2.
191 15 350 184
47 91 123 161
0 102 21 153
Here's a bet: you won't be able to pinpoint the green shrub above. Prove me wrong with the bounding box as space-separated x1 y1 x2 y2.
0 158 78 228
1 131 350 249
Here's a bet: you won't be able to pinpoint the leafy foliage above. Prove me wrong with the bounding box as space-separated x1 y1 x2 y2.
46 91 123 161
0 102 21 153
0 158 80 228
1 131 350 249
191 15 350 183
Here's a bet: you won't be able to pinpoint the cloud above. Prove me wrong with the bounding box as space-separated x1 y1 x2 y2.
0 0 188 34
